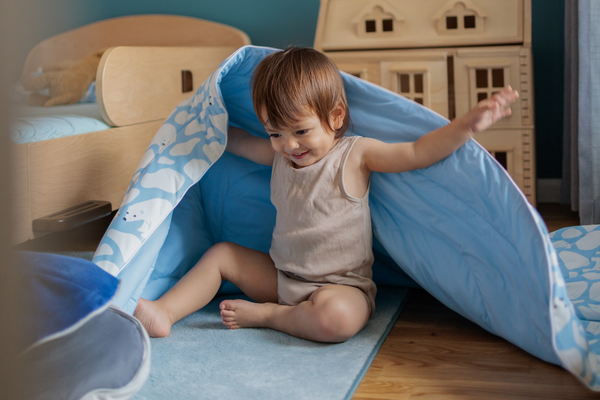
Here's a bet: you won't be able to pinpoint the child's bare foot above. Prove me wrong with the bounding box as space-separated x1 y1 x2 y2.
133 298 172 338
219 299 275 329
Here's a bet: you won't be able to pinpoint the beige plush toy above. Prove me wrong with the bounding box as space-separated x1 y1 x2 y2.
21 49 105 107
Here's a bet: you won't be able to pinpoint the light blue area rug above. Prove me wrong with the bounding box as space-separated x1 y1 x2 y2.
132 286 410 400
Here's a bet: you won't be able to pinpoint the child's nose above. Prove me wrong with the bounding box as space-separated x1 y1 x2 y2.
284 137 299 151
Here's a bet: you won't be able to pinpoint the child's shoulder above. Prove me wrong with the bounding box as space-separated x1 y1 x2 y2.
345 136 379 155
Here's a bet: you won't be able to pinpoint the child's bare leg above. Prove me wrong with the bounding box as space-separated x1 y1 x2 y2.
134 241 277 337
220 285 370 343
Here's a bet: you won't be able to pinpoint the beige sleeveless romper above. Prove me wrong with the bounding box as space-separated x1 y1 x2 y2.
269 136 377 314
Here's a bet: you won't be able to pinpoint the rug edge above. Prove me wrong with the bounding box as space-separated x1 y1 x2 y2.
344 287 412 400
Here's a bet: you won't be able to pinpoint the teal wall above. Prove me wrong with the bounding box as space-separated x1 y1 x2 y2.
532 0 565 179
3 0 103 82
7 0 565 180
99 0 320 49
7 0 320 82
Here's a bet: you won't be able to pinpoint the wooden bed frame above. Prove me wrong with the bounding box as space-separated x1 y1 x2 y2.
11 15 250 244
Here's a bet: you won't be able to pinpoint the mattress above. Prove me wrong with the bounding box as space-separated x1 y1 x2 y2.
10 103 110 144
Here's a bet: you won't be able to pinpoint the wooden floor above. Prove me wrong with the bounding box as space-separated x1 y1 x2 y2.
353 203 598 399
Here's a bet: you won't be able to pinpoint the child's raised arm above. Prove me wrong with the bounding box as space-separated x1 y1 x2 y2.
227 126 276 166
357 86 519 174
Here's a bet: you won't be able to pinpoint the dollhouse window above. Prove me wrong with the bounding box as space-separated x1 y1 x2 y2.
364 16 393 34
488 150 509 170
364 16 394 33
476 69 488 88
382 19 394 32
365 20 376 33
446 16 458 30
464 15 476 29
354 2 404 37
470 66 509 107
492 68 505 87
434 1 486 35
397 72 427 105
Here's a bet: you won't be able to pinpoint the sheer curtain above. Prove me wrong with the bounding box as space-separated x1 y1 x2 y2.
562 0 600 224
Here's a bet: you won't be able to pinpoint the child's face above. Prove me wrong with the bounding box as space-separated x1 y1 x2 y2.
263 109 343 168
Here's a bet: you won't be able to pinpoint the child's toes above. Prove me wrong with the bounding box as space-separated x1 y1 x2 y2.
221 314 235 322
220 308 235 318
220 300 236 311
222 319 239 329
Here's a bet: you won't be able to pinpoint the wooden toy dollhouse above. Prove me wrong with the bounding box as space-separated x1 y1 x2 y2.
314 0 536 204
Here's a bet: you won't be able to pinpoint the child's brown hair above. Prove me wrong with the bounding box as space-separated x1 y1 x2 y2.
251 47 350 138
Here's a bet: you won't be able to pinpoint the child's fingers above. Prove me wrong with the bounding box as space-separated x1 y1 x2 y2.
494 87 516 101
500 85 517 97
494 94 511 109
491 87 518 109
503 86 519 101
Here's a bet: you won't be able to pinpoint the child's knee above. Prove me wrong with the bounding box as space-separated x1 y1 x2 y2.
205 242 257 283
312 289 368 342
205 241 238 260
202 242 238 272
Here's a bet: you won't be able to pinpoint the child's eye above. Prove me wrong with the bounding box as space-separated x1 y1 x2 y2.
269 133 280 138
295 129 308 135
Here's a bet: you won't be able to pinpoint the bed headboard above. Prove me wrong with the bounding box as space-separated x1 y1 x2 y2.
22 14 251 76
97 46 238 126
21 14 251 126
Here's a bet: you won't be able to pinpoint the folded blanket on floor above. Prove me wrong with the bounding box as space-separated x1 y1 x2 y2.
16 252 150 399
92 45 600 389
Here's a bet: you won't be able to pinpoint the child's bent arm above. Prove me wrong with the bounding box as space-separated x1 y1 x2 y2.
227 126 276 166
359 86 518 174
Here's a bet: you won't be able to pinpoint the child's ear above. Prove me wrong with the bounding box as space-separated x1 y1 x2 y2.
330 103 345 130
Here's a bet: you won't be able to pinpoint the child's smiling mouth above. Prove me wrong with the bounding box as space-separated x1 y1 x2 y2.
291 151 310 160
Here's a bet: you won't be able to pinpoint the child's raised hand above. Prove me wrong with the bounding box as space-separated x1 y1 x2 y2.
467 86 519 134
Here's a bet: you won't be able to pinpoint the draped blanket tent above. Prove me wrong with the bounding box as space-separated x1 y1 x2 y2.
92 45 600 390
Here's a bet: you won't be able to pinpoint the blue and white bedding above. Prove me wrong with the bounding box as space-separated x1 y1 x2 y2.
92 45 600 390
552 225 600 384
10 103 110 144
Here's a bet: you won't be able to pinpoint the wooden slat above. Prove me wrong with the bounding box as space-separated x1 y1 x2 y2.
97 46 237 126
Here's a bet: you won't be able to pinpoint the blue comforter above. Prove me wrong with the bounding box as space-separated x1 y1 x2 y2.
92 45 600 389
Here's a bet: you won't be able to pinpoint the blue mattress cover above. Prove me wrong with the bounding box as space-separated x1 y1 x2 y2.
91 45 600 389
10 103 110 144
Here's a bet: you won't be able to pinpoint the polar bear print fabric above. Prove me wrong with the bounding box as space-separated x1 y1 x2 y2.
93 56 230 274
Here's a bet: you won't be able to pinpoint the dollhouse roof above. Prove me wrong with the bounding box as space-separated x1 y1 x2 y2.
432 0 489 20
350 0 406 23
314 0 525 51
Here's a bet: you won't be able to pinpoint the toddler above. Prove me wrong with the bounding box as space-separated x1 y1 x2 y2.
134 47 518 343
